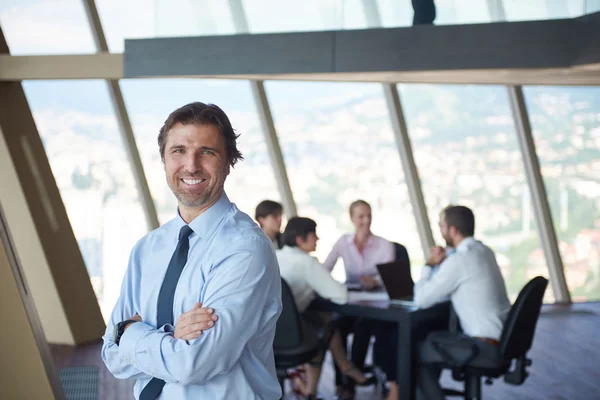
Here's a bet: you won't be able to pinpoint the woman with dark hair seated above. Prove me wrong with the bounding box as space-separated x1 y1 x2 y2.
276 217 376 399
255 199 284 249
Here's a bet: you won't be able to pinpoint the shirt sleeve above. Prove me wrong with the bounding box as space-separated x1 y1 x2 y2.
304 257 348 304
322 237 341 272
116 237 281 386
414 255 462 309
101 244 152 380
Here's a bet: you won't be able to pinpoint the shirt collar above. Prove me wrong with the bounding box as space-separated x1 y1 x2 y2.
456 236 477 253
346 233 374 247
282 245 307 255
174 192 232 241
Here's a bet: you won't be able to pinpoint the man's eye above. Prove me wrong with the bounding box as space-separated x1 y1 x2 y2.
202 150 214 155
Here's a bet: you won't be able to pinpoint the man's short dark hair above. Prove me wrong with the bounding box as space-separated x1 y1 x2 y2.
283 217 317 247
443 205 475 237
158 102 243 168
255 200 283 222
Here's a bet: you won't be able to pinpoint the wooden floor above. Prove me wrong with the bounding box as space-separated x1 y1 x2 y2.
51 302 600 400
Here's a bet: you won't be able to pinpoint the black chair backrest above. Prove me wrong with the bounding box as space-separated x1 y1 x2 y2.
274 278 303 350
499 276 548 360
393 242 410 268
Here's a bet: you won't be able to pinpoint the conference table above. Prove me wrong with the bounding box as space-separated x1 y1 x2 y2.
309 292 451 400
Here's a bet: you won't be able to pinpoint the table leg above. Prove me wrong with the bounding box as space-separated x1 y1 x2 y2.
396 319 416 400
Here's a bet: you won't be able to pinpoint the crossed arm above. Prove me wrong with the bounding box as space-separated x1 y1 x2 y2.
102 241 279 385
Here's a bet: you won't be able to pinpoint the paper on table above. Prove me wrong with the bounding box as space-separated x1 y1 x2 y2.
348 291 390 302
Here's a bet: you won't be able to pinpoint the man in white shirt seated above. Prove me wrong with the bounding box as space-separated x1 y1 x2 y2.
276 217 375 399
375 205 511 400
416 205 512 399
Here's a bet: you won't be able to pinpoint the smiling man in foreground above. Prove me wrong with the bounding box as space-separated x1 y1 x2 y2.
101 102 282 399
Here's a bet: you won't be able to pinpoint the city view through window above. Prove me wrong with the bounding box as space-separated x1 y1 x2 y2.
2 0 598 321
21 79 600 319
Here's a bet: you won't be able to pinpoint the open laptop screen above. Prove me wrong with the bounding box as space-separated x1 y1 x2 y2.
376 260 415 300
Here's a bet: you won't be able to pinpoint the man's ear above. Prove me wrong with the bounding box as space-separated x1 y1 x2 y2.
257 216 264 227
295 235 305 247
449 225 458 237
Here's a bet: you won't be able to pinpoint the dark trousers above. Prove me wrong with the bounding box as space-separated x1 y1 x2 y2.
417 332 500 400
373 325 500 400
412 0 436 25
334 316 374 387
372 322 397 380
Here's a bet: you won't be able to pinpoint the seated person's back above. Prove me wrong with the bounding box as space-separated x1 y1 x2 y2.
275 217 375 398
276 217 347 311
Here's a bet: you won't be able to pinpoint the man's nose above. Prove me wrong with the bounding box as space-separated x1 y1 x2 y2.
183 154 201 172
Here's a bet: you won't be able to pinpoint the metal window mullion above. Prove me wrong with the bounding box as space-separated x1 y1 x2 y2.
486 0 506 22
507 85 571 303
250 81 297 217
228 0 250 33
383 84 434 259
228 0 297 217
368 5 437 259
361 0 383 27
83 0 159 230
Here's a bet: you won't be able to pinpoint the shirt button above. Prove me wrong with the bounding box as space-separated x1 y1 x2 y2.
122 356 127 361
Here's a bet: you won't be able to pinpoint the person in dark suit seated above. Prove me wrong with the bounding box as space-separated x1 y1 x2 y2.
255 200 284 249
277 217 375 399
374 205 511 400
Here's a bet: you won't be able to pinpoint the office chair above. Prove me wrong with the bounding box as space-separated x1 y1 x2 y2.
392 242 410 267
435 276 549 399
273 278 321 397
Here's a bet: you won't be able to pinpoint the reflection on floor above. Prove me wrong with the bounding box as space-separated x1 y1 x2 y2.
51 302 600 400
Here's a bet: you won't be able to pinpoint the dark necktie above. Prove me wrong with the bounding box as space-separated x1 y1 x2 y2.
140 225 194 400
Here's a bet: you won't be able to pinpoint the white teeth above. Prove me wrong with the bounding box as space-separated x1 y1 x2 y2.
182 178 205 185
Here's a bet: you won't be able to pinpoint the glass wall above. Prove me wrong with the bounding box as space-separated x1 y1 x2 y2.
524 86 600 301
266 81 422 281
120 79 280 223
4 0 599 308
0 0 95 55
399 84 553 301
96 0 236 52
22 80 148 320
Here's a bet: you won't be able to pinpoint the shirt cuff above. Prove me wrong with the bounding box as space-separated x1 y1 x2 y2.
420 265 434 281
118 321 153 368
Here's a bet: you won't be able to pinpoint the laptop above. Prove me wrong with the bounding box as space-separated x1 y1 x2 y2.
376 260 416 306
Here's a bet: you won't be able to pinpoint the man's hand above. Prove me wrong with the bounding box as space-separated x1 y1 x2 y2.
360 275 379 291
426 246 446 266
174 302 218 341
122 313 142 333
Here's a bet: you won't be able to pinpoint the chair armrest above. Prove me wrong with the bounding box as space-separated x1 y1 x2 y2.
429 332 480 368
504 357 531 385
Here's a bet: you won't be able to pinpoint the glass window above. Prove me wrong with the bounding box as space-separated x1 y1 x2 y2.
22 80 148 320
503 0 583 21
434 0 491 25
376 0 412 28
266 81 423 282
399 83 553 302
524 86 600 302
96 0 236 53
119 79 280 223
0 0 95 55
241 0 368 33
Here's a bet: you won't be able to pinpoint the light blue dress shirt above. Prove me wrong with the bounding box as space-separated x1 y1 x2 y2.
101 193 282 399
